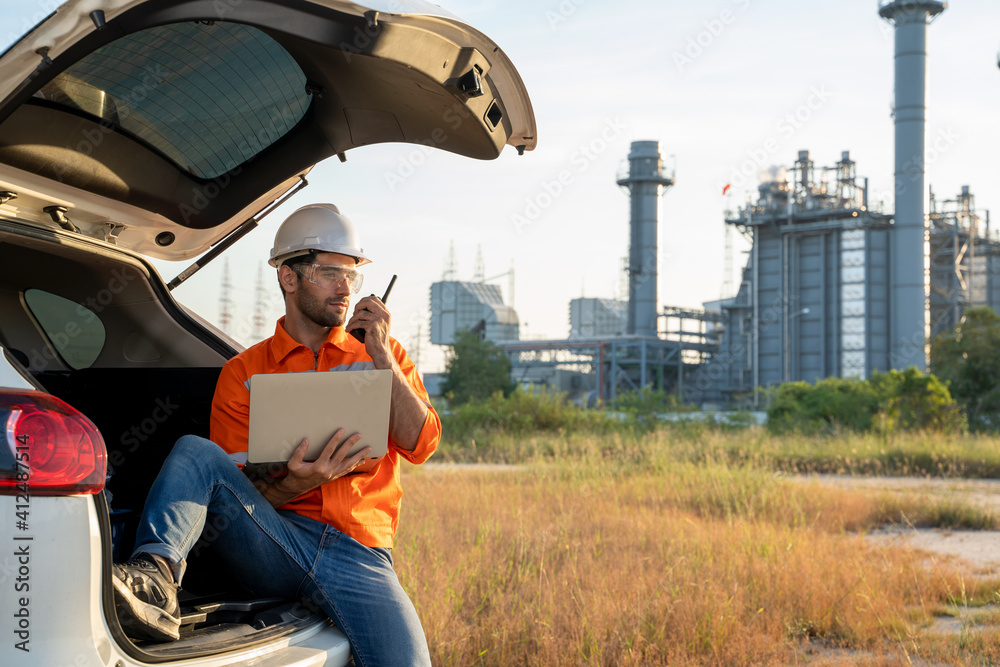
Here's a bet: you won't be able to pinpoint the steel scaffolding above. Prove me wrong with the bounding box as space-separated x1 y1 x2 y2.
498 305 722 404
928 185 999 339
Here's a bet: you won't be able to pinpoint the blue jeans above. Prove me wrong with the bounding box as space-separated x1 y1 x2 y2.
132 435 431 667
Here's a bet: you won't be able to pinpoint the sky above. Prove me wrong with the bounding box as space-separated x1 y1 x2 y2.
3 0 999 374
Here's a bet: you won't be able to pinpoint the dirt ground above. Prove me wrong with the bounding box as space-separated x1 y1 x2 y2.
796 475 1000 660
798 475 1000 575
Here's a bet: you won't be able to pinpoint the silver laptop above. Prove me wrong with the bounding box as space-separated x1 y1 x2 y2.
248 369 392 472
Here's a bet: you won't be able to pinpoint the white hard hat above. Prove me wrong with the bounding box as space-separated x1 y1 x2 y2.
268 204 371 267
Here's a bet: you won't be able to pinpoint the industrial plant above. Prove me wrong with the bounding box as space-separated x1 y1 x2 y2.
428 0 998 407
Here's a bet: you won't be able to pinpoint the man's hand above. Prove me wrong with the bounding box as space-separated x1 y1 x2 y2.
346 295 429 452
345 296 393 366
257 429 372 508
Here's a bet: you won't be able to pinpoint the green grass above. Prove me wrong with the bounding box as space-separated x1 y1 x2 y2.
437 419 1000 479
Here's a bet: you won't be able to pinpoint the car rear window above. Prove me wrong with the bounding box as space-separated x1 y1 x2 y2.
34 21 310 179
23 289 106 370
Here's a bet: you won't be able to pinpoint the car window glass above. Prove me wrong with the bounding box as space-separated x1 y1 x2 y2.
23 289 106 370
35 22 310 179
0 347 32 389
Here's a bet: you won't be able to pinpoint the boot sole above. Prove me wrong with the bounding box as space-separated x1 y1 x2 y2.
112 574 181 642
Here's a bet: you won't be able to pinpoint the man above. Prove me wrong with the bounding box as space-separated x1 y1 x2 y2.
111 204 439 666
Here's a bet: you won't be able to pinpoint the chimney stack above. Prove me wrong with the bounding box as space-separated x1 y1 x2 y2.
616 140 675 336
878 0 946 370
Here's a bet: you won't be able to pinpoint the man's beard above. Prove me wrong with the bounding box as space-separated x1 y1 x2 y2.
296 285 348 328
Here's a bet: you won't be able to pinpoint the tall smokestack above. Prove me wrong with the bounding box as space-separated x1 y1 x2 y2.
879 0 945 370
616 140 674 336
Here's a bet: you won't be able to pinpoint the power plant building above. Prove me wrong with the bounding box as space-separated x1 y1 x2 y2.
569 298 627 338
427 2 998 407
695 151 893 398
428 145 997 407
429 281 519 345
491 140 714 404
695 165 1000 405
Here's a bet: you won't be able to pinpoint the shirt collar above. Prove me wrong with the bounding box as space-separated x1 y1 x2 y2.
269 316 360 364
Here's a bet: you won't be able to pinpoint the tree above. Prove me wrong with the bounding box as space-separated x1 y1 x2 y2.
440 329 515 405
930 306 1000 431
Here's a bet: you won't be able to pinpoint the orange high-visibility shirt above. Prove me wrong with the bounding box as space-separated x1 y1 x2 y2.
209 317 440 548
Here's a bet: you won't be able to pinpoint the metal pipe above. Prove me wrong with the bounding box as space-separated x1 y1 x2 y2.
610 340 617 403
793 238 800 381
865 228 873 374
640 338 647 387
968 186 977 308
821 233 827 376
598 343 605 405
677 343 684 400
782 234 790 382
752 226 760 405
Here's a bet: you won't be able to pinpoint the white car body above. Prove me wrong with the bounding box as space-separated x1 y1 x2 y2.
5 493 357 666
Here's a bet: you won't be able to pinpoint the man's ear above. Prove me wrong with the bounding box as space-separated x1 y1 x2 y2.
278 265 298 295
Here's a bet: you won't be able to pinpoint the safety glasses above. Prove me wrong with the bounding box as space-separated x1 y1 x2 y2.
293 263 364 293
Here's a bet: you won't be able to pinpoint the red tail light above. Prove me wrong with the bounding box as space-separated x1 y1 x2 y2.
0 391 107 495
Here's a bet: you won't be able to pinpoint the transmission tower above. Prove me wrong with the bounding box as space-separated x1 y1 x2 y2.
473 245 485 282
482 262 516 307
412 322 422 369
219 258 233 334
443 240 457 280
252 263 268 341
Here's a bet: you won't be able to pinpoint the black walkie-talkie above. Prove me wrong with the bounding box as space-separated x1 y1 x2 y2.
351 274 397 343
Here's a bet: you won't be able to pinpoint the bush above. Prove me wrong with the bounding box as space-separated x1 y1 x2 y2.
439 386 761 454
441 387 618 446
609 387 692 431
766 368 964 435
767 378 877 434
868 367 965 433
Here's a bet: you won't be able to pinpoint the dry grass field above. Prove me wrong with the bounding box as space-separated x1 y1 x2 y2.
394 431 1000 666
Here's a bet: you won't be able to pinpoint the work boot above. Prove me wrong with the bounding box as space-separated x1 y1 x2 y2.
111 553 181 641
